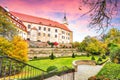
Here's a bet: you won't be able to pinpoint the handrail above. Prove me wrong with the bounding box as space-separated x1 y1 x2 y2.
0 55 75 80
0 56 47 72
0 55 47 80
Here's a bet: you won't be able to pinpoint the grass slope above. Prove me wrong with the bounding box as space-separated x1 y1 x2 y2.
28 56 105 71
97 62 120 79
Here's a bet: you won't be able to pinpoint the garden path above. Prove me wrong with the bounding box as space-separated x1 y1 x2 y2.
75 65 103 80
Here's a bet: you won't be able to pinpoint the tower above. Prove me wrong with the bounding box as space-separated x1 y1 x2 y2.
63 13 68 25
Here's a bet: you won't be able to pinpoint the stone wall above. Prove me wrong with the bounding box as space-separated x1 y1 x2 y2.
72 60 96 71
28 48 86 58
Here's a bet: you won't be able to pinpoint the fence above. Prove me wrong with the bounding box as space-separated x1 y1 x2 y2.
0 56 75 80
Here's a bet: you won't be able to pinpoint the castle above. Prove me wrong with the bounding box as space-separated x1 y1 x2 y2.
0 6 73 44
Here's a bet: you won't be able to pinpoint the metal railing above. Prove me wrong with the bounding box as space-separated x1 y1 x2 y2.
0 56 47 80
0 55 75 80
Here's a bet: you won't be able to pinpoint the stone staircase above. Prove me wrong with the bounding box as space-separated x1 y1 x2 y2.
44 72 75 80
44 75 61 80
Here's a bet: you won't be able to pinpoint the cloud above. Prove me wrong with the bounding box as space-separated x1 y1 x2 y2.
0 0 101 42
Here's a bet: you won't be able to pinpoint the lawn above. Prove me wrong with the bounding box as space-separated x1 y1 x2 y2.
28 56 107 71
97 62 120 79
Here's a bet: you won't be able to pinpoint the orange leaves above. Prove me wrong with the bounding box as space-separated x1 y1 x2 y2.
0 36 28 62
12 36 28 62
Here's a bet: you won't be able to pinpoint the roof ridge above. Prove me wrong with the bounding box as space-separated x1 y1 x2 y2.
10 11 72 32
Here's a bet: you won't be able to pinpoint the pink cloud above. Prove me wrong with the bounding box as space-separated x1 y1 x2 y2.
0 0 98 42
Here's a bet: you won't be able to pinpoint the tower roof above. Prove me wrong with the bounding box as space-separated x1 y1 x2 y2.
63 13 68 25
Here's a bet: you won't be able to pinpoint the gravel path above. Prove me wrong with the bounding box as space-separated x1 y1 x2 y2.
75 65 103 80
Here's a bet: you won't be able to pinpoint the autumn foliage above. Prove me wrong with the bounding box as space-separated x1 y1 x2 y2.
12 36 28 61
0 36 28 62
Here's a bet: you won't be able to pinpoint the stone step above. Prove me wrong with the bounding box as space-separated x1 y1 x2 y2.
44 75 61 80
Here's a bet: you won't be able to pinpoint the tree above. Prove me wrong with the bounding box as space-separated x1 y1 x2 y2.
0 7 17 40
0 36 28 62
72 52 75 58
11 36 28 61
0 37 13 56
72 41 80 48
79 36 107 55
49 52 55 60
80 0 119 33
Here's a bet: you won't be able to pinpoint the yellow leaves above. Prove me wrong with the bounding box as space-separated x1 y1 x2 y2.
12 36 28 62
0 36 28 62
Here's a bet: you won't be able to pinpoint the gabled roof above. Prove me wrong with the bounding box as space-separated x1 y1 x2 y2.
0 6 27 32
10 11 72 32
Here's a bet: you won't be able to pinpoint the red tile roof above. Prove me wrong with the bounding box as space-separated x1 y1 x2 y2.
10 11 72 32
8 13 27 32
0 6 27 32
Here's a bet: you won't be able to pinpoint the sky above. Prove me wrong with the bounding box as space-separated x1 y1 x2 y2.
0 0 120 42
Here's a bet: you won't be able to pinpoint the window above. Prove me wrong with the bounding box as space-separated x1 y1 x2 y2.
43 33 45 36
38 33 41 36
48 28 50 31
44 27 46 31
55 29 57 32
62 31 65 34
28 31 30 35
68 33 70 35
39 26 41 30
55 35 57 38
28 24 31 29
62 36 65 39
48 34 50 37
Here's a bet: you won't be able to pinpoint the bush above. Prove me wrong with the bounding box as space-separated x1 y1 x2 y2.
72 53 75 58
49 52 55 60
102 54 106 59
97 62 120 79
91 56 95 60
34 56 37 59
87 53 90 57
47 66 58 72
109 43 120 63
97 57 102 62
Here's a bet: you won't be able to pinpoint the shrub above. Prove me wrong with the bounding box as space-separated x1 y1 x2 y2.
91 56 95 60
109 43 120 63
72 53 75 58
34 56 37 59
47 66 58 72
49 52 55 60
102 54 106 59
97 57 102 62
87 53 90 57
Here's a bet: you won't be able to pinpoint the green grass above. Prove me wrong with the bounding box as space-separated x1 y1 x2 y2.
97 62 120 79
28 56 107 71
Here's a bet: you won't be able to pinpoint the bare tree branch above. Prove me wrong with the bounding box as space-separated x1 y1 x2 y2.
80 0 119 34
